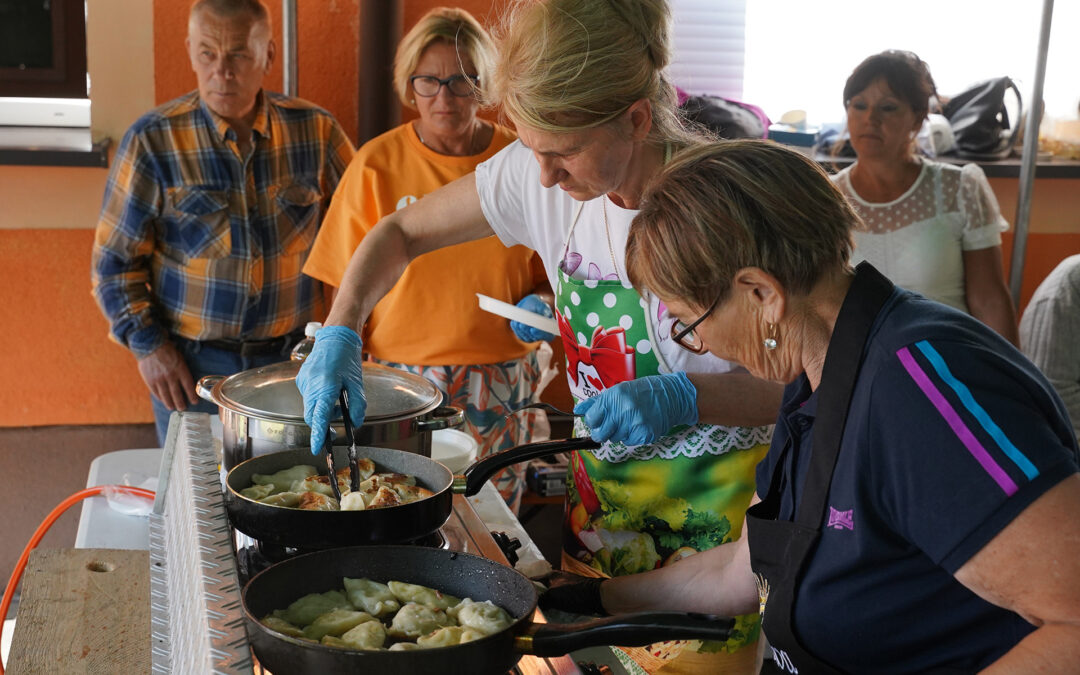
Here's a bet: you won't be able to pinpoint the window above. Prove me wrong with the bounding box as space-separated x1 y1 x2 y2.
742 1 1076 128
669 0 746 100
670 1 1078 129
0 0 87 99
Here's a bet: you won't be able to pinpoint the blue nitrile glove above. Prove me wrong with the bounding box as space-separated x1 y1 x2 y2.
510 294 557 342
574 372 698 446
295 325 366 455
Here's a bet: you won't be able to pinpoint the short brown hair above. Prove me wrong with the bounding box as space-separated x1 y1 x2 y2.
393 7 495 110
627 140 859 309
843 50 937 120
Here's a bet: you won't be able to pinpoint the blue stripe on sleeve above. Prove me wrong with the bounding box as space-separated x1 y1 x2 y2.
914 340 1039 480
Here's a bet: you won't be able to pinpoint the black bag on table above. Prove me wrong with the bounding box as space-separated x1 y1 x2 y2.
942 77 1022 160
680 94 770 140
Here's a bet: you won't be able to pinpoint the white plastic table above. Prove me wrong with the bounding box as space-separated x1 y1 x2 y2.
74 448 162 550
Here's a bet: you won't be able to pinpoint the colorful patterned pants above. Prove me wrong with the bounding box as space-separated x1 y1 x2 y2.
371 348 550 512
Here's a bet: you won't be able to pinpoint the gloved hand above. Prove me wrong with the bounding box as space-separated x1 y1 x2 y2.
510 294 557 342
295 325 366 455
574 372 698 446
532 570 608 616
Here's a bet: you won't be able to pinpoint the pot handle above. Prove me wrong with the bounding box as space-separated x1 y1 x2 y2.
459 437 600 496
196 375 226 403
415 405 465 432
515 612 734 656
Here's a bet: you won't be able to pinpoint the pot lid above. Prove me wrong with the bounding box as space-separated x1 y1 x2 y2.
210 360 442 423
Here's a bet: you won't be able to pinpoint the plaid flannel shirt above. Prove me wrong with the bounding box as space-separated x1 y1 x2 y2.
92 90 354 357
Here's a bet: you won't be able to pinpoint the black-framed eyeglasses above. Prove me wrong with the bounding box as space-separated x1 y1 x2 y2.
409 74 479 98
670 295 722 354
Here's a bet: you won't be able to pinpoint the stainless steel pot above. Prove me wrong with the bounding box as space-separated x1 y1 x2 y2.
197 360 463 469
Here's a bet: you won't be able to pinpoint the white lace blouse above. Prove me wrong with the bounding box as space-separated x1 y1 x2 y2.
832 161 1008 313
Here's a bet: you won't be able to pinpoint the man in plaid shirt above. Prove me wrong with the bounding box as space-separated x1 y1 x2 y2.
92 0 354 443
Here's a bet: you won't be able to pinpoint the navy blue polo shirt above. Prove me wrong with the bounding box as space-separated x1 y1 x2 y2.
757 288 1079 673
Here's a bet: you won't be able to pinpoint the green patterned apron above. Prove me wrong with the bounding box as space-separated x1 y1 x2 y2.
555 201 766 655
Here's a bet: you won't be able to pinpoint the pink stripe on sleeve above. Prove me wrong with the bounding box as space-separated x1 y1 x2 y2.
896 347 1018 496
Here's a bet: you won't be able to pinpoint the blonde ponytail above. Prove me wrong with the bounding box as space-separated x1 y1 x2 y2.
489 0 695 145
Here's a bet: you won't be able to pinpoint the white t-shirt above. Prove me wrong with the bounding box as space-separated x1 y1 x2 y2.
476 140 736 377
833 160 1007 312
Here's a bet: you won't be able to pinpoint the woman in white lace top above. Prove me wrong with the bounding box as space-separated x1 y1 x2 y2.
832 50 1019 345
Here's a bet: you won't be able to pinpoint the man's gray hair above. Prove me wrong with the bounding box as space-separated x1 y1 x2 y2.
190 0 270 27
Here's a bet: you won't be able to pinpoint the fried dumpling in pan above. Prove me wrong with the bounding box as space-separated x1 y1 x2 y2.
340 617 387 650
291 474 340 498
340 492 367 511
251 465 318 493
376 472 416 486
297 491 339 511
388 641 420 651
393 483 433 502
387 602 454 639
388 581 459 610
367 485 402 508
416 626 467 648
259 615 304 638
415 625 487 648
280 590 351 626
240 483 274 500
301 608 376 641
340 458 376 482
456 599 513 636
258 491 302 507
320 635 348 649
343 577 400 617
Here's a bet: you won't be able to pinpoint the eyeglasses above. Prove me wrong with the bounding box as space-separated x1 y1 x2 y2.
409 74 479 98
670 295 722 354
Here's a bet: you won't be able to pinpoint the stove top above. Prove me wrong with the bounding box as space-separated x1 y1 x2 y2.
149 413 580 674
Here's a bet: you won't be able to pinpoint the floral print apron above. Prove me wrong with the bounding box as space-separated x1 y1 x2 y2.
372 349 548 513
555 201 768 663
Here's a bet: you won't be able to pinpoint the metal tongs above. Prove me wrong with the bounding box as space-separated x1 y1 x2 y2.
501 401 583 422
323 390 363 502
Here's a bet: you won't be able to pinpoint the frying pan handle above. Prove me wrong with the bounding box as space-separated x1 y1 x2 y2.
416 405 465 432
517 612 734 656
460 437 601 496
196 375 225 403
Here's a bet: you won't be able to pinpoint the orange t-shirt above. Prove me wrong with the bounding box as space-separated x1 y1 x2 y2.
304 122 546 365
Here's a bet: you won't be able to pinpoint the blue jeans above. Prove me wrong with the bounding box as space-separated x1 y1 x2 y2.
150 337 294 446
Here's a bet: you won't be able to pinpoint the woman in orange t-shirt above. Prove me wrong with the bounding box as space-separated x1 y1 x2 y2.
304 8 551 511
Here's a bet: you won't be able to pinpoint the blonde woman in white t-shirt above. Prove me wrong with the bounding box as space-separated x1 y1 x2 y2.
298 0 782 670
831 50 1019 345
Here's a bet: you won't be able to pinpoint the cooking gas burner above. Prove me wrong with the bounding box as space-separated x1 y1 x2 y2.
234 528 452 584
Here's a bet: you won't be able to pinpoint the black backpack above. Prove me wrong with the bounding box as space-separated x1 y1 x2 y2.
943 77 1023 160
680 94 770 140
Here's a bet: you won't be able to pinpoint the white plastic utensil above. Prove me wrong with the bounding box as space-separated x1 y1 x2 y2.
476 293 558 335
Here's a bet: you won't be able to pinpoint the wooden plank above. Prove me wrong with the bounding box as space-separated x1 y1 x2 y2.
7 548 149 674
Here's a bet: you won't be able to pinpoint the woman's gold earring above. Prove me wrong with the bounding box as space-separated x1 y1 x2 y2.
763 323 778 351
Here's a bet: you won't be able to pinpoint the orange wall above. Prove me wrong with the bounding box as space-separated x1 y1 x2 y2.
0 230 148 425
3 0 1079 427
0 0 526 428
154 0 361 138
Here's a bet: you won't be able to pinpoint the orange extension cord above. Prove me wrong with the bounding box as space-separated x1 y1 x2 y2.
0 485 156 675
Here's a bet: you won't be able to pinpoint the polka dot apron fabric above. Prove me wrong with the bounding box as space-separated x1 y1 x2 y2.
554 206 764 656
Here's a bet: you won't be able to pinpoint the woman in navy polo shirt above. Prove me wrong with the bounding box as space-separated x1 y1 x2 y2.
579 140 1080 673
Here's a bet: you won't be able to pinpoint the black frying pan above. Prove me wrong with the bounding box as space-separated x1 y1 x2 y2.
225 438 600 549
242 545 732 675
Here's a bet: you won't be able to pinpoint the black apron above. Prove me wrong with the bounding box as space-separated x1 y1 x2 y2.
746 263 892 674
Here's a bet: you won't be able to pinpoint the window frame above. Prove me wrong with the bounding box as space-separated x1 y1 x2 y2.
0 0 88 99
